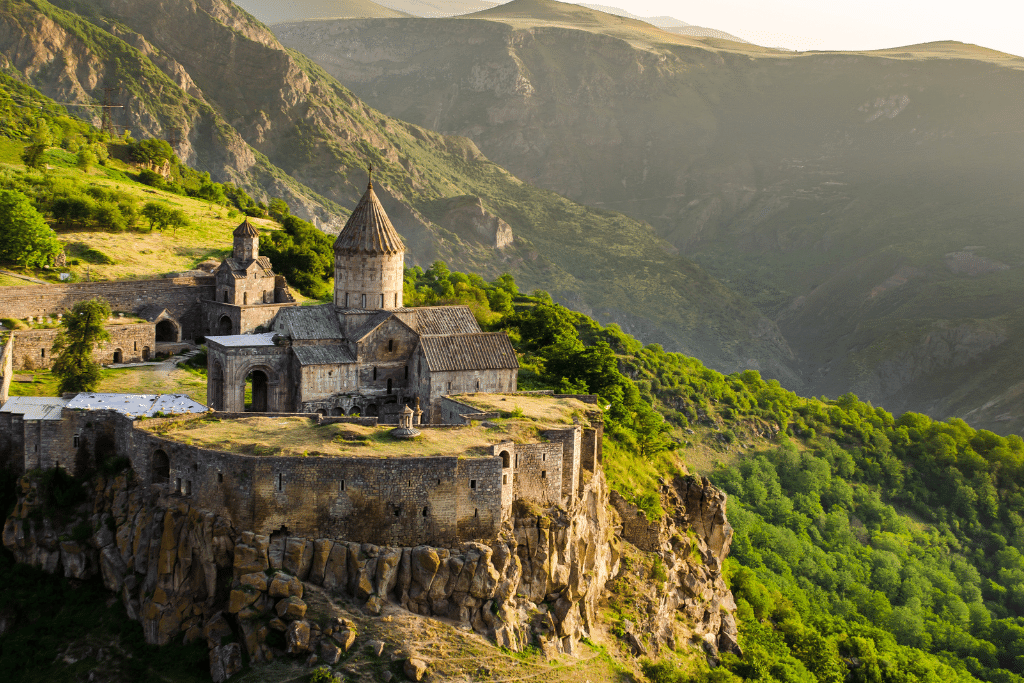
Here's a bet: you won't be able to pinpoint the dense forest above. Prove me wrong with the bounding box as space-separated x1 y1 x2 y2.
3 76 1024 683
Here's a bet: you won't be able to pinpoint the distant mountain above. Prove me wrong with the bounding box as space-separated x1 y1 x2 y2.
375 0 497 16
577 4 689 27
232 0 410 24
273 0 1024 435
0 0 800 382
664 25 748 43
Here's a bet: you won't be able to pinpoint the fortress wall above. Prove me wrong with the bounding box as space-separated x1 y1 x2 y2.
0 278 215 340
131 429 503 546
494 441 515 512
580 423 603 476
454 455 504 540
513 442 563 505
0 413 21 471
11 324 156 370
544 427 581 503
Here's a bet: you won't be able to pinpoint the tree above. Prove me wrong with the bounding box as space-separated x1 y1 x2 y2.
76 148 96 173
129 138 174 166
51 299 112 395
0 189 62 267
141 201 169 231
20 120 51 169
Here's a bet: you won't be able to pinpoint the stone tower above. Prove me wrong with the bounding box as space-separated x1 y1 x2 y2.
232 218 259 262
334 179 405 310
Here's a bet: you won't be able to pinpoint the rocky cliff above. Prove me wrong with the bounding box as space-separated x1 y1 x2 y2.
2 467 738 679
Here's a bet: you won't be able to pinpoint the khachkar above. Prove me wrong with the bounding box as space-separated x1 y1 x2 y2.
333 172 405 311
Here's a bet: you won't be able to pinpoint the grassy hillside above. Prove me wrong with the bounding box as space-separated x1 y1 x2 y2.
271 0 1024 436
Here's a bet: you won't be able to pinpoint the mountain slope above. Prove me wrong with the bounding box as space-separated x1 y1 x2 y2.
270 1 1024 435
233 0 411 24
0 0 801 382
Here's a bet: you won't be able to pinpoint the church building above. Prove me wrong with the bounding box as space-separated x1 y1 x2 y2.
204 180 519 422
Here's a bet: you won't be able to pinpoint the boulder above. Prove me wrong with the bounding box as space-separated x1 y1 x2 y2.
283 538 314 580
332 628 356 651
275 596 307 620
366 639 385 657
320 640 342 665
239 572 267 592
285 620 311 654
269 573 302 599
209 642 243 682
228 589 259 614
404 658 428 681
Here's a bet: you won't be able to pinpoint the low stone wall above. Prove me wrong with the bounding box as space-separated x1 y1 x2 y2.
11 323 156 370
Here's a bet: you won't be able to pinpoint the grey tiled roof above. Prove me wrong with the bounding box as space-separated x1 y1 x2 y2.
66 393 207 418
293 344 356 366
333 184 405 255
206 332 278 347
0 396 69 420
273 305 343 340
411 306 481 335
419 333 519 372
221 256 274 277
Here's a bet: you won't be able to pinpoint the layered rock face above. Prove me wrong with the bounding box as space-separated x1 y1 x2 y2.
611 475 740 658
3 468 615 676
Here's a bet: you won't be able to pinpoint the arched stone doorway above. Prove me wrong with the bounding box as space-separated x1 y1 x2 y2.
246 369 269 412
152 449 170 483
218 316 232 336
142 347 151 361
155 319 179 342
364 404 378 417
112 349 122 364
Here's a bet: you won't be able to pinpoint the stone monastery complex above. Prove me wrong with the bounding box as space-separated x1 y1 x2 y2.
0 181 606 548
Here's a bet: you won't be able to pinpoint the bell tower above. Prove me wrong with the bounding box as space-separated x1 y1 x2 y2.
333 172 405 310
232 217 259 262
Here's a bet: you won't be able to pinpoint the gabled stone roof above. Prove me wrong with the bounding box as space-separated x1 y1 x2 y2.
220 256 274 277
272 305 343 340
333 182 405 255
233 218 260 238
293 344 356 366
419 333 519 372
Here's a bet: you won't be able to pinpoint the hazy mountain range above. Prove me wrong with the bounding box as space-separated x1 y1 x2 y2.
270 0 1024 435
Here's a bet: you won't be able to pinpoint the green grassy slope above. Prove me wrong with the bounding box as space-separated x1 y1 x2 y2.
270 0 1024 435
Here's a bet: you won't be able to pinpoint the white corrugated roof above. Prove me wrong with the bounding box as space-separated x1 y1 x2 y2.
65 393 208 418
0 396 70 420
205 332 277 347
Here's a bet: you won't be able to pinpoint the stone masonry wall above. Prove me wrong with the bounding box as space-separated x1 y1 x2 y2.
544 427 581 503
127 428 505 547
12 323 156 370
513 443 563 505
0 277 214 340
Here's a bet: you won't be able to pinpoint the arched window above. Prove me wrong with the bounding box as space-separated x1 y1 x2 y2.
388 339 393 352
361 294 367 308
344 293 349 308
387 379 392 394
223 290 229 303
373 367 377 380
380 294 385 308
243 292 247 305
499 450 510 468
394 293 399 307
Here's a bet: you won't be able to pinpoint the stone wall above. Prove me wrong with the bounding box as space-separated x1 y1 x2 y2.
426 369 517 424
544 427 581 502
11 323 156 370
126 426 505 547
204 300 297 337
512 442 563 505
0 277 215 340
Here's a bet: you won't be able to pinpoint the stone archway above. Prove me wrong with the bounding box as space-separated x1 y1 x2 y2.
218 316 232 336
112 349 123 364
155 319 180 342
246 369 269 412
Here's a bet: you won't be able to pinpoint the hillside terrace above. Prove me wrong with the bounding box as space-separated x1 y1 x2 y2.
136 393 599 459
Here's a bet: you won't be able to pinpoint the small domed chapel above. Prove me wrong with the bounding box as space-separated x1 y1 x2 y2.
204 181 520 422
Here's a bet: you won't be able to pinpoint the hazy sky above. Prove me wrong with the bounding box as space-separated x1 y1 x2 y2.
565 0 1024 56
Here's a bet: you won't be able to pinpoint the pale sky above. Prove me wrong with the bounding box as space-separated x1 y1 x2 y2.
565 0 1024 57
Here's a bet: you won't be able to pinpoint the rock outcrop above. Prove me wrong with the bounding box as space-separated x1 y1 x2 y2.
3 467 617 675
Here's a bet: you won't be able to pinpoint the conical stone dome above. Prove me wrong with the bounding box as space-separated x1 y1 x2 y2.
233 218 260 238
333 182 405 255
